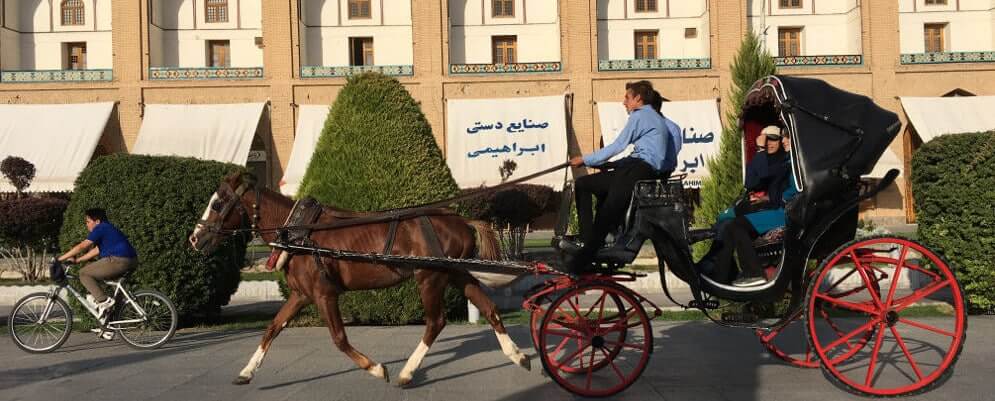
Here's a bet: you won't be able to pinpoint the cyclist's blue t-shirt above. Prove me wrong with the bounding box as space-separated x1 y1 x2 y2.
86 222 138 258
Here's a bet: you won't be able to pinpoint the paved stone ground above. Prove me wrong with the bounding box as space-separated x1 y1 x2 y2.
1 313 992 401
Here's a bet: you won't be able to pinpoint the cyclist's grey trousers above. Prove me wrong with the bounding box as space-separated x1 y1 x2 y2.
80 257 137 302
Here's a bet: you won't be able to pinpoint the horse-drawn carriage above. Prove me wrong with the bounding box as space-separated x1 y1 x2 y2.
192 75 966 398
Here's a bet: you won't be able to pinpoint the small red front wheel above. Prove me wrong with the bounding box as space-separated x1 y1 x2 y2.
537 282 652 397
806 236 967 397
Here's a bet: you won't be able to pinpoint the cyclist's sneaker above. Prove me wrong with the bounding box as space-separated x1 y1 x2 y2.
90 328 115 340
85 294 96 307
96 298 115 317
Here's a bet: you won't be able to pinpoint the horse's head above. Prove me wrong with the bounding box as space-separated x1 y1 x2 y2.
189 172 257 254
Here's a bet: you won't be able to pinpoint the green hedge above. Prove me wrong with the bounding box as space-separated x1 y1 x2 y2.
60 154 247 322
293 72 466 324
911 131 995 313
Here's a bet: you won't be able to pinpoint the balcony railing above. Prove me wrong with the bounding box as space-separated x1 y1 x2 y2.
598 58 711 72
449 62 562 74
774 55 863 67
148 67 264 80
900 51 995 65
0 69 113 83
301 65 414 78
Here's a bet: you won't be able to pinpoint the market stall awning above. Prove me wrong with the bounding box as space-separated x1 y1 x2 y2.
132 103 266 164
279 105 330 196
867 148 903 178
900 96 995 142
0 102 115 192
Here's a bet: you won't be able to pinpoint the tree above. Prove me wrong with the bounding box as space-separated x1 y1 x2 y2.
295 72 466 324
1 156 36 198
692 33 777 258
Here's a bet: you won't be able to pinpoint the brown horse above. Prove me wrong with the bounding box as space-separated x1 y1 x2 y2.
189 172 530 386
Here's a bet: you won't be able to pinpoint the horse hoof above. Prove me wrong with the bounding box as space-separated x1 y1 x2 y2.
368 364 389 383
395 375 412 388
515 353 532 371
232 376 252 385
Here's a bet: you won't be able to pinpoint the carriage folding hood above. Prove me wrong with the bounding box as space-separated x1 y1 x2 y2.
745 76 903 203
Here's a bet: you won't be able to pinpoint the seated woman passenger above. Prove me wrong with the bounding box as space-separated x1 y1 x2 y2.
701 127 799 287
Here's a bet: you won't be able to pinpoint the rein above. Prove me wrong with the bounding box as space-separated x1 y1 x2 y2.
205 162 571 236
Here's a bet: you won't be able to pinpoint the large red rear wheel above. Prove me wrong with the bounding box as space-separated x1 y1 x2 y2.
758 262 882 368
537 282 652 397
806 236 967 397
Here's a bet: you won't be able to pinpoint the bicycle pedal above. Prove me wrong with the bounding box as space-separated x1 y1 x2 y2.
689 300 720 310
721 312 759 323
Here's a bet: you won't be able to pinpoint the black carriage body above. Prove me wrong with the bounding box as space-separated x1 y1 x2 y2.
620 75 902 307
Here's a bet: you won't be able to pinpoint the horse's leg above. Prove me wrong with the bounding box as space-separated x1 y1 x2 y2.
234 291 310 385
314 293 388 382
397 271 448 386
463 279 531 370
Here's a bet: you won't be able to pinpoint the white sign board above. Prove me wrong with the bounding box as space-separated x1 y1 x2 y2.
597 99 722 187
446 95 568 190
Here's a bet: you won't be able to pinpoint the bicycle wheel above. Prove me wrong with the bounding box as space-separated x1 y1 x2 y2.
115 290 177 349
8 292 73 353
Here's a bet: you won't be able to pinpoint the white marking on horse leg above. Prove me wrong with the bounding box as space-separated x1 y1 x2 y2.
495 332 531 371
237 346 266 381
192 192 219 238
396 341 430 386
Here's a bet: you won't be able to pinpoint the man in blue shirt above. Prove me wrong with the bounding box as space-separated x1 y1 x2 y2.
564 81 682 273
59 208 138 318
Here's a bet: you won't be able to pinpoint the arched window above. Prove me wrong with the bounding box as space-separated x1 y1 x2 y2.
61 0 85 26
206 0 229 23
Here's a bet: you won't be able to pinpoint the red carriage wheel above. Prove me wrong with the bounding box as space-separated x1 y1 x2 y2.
758 265 882 369
537 282 652 397
806 236 967 397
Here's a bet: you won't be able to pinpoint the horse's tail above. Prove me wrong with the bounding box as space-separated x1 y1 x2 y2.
468 220 501 261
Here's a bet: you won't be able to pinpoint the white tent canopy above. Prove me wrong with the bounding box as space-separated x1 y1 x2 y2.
867 147 903 178
0 102 115 193
280 105 330 196
900 96 995 143
132 103 266 164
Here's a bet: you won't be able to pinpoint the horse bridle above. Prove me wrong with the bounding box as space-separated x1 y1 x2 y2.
197 177 261 238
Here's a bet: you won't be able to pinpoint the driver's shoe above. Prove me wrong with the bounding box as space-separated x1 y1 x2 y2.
555 235 584 254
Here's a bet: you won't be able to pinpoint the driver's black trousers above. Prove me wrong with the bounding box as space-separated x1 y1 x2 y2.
575 158 668 258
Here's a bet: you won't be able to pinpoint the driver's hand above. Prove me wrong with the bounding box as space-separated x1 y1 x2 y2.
569 156 585 168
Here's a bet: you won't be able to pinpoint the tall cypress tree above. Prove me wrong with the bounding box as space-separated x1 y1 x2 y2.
693 33 776 258
294 72 466 324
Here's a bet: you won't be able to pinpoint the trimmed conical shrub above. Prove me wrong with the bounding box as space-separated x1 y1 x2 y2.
294 72 466 324
692 33 777 259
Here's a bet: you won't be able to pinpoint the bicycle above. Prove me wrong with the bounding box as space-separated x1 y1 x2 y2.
7 258 178 353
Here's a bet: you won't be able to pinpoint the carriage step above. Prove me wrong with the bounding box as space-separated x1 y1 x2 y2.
721 312 759 323
689 300 720 310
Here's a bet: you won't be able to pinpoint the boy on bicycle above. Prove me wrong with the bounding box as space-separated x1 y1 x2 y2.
58 208 138 317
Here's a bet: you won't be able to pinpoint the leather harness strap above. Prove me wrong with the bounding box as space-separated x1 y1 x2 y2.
417 216 446 257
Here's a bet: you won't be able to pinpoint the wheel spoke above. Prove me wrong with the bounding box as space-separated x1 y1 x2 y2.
898 318 956 338
889 325 925 381
585 346 595 391
554 342 591 371
891 280 951 312
825 267 860 295
822 318 879 352
865 322 887 387
604 340 647 352
585 292 607 318
601 348 626 382
545 329 586 340
852 251 885 310
815 293 877 315
548 335 572 360
884 245 909 307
